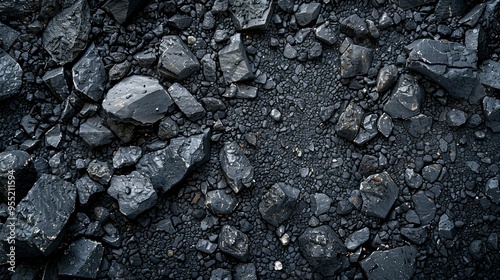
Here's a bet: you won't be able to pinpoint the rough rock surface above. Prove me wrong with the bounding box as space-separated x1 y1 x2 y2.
220 141 254 193
259 182 300 226
58 238 104 278
0 150 36 202
72 43 107 102
360 172 398 219
336 102 364 141
384 74 424 120
479 60 500 90
42 67 71 101
219 225 249 261
103 0 146 24
295 2 321 26
229 0 273 30
483 96 500 132
157 35 200 81
360 246 418 280
0 49 23 101
205 189 238 215
218 34 254 84
79 116 115 148
340 42 374 78
168 83 206 122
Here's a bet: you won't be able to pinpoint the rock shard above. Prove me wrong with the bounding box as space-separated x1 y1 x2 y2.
157 35 200 81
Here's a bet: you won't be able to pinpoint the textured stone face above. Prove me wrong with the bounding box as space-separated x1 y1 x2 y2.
103 0 147 24
360 172 398 219
259 182 300 226
220 141 254 193
0 49 23 101
157 35 200 81
218 34 254 84
360 246 418 280
72 43 107 102
383 74 424 120
340 43 374 78
58 238 104 278
219 225 249 261
229 0 273 30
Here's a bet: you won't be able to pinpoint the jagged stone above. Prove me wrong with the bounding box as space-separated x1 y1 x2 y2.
438 214 456 239
79 116 114 148
0 150 36 202
87 160 113 185
113 146 142 169
157 35 200 81
314 22 337 45
42 67 71 101
220 141 254 193
360 172 398 219
483 96 500 132
259 182 300 226
45 124 63 148
376 65 398 93
465 26 488 61
0 49 23 101
479 60 500 90
459 3 486 27
0 22 20 50
103 0 147 24
72 43 107 102
295 2 321 26
336 102 364 141
345 227 370 251
229 0 273 30
404 114 433 137
201 53 217 82
360 246 418 280
340 42 373 78
340 14 368 38
435 0 467 21
311 193 332 216
58 238 104 278
377 113 394 137
205 189 238 215
401 227 428 245
167 83 206 122
75 175 105 205
219 34 254 84
383 74 424 120
412 191 436 225
219 225 249 261
485 176 500 204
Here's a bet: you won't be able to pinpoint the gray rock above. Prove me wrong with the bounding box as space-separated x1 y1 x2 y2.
213 0 229 14
360 172 398 219
103 75 175 125
201 97 226 112
354 114 379 145
376 65 398 93
201 53 217 82
87 160 113 185
311 193 332 216
314 22 337 45
58 238 104 278
446 109 467 127
485 176 500 204
223 83 258 99
405 39 478 100
79 116 115 148
259 182 300 226
109 60 131 81
229 0 273 30
72 43 107 101
479 60 500 90
360 246 418 280
469 240 486 260
483 96 500 132
219 34 254 84
234 263 257 280
422 164 442 183
219 225 249 261
113 146 142 169
205 189 238 215
1 174 76 257
158 117 179 140
404 168 423 189
465 26 488 61
270 109 282 122
220 142 254 193
283 43 298 59
210 268 232 280
345 227 370 251
438 214 456 239
359 154 379 176
45 124 63 149
0 150 36 202
0 22 20 50
151 218 175 234
75 175 105 205
137 129 211 193
299 225 347 276
377 113 394 137
340 14 368 38
42 0 91 65
412 191 436 225
295 2 321 26
340 43 373 78
167 14 193 30
336 102 364 141
42 67 71 101
0 49 23 101
397 0 436 10
404 114 433 137
401 227 428 245
103 0 147 24
167 83 206 122
0 0 40 20
196 239 217 254
157 35 200 81
383 75 424 120
107 171 158 219
459 3 486 27
435 0 467 20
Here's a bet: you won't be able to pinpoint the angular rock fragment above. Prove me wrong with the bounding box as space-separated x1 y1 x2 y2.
167 14 192 30
383 75 424 120
42 0 91 65
205 189 238 215
377 113 394 137
0 150 36 202
259 182 299 226
219 34 254 84
234 263 257 280
283 43 298 60
446 109 467 127
1 174 76 257
340 14 368 38
314 23 337 45
358 154 379 176
465 26 488 61
397 0 436 10
360 246 418 280
224 83 258 99
87 160 113 185
354 114 379 145
79 116 114 148
45 124 63 149
211 268 231 280
220 141 254 193
0 22 19 50
201 97 226 112
295 2 321 26
404 114 433 137
229 0 273 30
340 42 373 78
483 96 500 132
42 67 71 101
359 172 398 219
196 239 217 254
459 3 486 27
58 238 104 278
158 35 199 81
485 176 500 204
469 240 486 260
0 49 23 101
412 191 436 225
299 225 347 276
219 225 249 261
478 60 500 90
113 146 142 169
405 168 423 189
168 83 206 122
336 102 363 141
405 39 478 100
158 117 179 140
137 129 211 193
376 65 398 93
401 227 428 245
103 75 175 125
422 164 442 183
107 171 158 219
435 0 467 21
109 60 131 81
75 175 105 205
103 0 147 24
311 193 332 216
201 53 217 82
0 0 40 20
345 227 370 251
438 214 456 239
72 44 107 102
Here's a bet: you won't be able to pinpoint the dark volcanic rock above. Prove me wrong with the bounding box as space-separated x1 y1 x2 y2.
87 160 113 185
377 113 394 137
157 35 200 81
405 39 478 100
0 0 40 21
360 246 418 280
314 23 337 45
340 14 368 38
0 22 19 50
479 60 500 90
137 129 211 193
234 263 257 280
359 172 398 219
229 0 273 30
103 0 147 24
72 43 107 102
397 0 436 10
404 114 433 137
259 182 300 226
58 238 104 278
107 171 158 219
158 117 179 140
340 42 373 78
295 2 321 26
103 75 175 125
0 150 36 202
336 102 364 142
446 109 467 127
0 49 23 101
299 225 347 276
376 65 398 93
435 0 467 21
485 176 500 204
465 26 488 61
438 214 456 239
459 3 486 27
412 191 436 225
405 168 423 189
219 225 249 261
205 189 238 215
45 124 63 148
42 67 71 101
422 164 442 183
167 83 206 122
79 116 115 148
224 83 258 99
42 0 91 65
311 193 332 216
1 174 76 257
210 268 232 280
345 227 370 251
483 96 500 132
113 146 142 169
401 227 428 244
219 34 254 84
75 175 105 205
220 141 254 193
196 239 217 254
383 74 424 120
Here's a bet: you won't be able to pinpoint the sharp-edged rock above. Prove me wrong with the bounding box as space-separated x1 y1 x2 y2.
314 22 337 45
377 113 394 137
45 124 63 148
72 43 107 102
310 193 332 216
259 182 300 226
459 3 486 27
79 116 115 148
218 34 254 84
412 191 436 225
0 22 20 50
383 74 424 120
58 238 104 278
376 65 398 93
113 146 142 169
220 141 254 193
404 114 433 137
229 0 273 30
103 0 147 24
167 83 206 122
295 2 321 26
345 227 370 251
360 246 418 280
157 35 200 81
336 102 364 142
438 214 456 239
75 175 105 205
401 227 428 245
483 96 500 132
359 172 398 219
340 14 368 38
42 67 71 101
0 150 36 202
435 0 467 21
485 176 500 204
234 263 257 280
0 49 23 101
87 160 113 185
478 60 500 90
224 83 258 99
340 41 373 78
219 225 249 261
205 189 238 215
465 26 488 61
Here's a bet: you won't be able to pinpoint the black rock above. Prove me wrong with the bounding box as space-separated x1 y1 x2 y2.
113 146 142 169
0 0 40 21
483 96 500 132
79 116 115 148
213 0 229 14
485 176 500 204
404 168 423 189
167 83 206 122
229 0 273 30
205 189 238 215
158 117 179 140
405 39 479 100
137 129 211 193
218 34 254 84
378 12 394 29
72 43 107 102
359 172 398 219
345 227 370 251
45 124 63 149
383 74 424 120
340 14 368 38
404 114 433 137
219 225 249 261
0 150 36 202
151 218 175 234
201 97 226 112
1 174 76 257
377 113 394 137
438 214 456 239
459 3 486 27
359 154 379 176
435 0 467 21
412 191 436 225
397 0 436 10
103 0 147 24
220 141 254 193
340 42 373 78
107 171 158 219
58 238 104 278
354 114 379 145
401 227 428 245
0 22 20 50
157 35 200 81
311 193 332 216
224 83 258 99
465 26 488 61
234 263 257 280
314 22 337 45
196 239 217 254
422 164 442 183
295 2 321 26
259 182 300 226
469 240 486 260
87 160 113 185
201 54 217 82
336 102 364 141
479 60 500 90
446 109 467 127
109 61 131 81
75 175 105 205
376 65 398 93
42 67 71 101
103 75 175 125
42 0 91 65
360 246 418 280
210 268 232 280
283 43 298 59
0 49 23 101
299 225 347 276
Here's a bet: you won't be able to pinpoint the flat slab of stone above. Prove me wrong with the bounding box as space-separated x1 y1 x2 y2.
167 83 206 122
58 238 104 278
72 43 107 102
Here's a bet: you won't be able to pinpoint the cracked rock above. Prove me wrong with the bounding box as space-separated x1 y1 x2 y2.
220 141 254 193
79 116 115 148
360 172 398 219
113 146 142 169
205 189 238 215
336 102 364 142
383 74 424 120
107 171 158 219
229 0 273 30
58 238 104 278
219 34 254 84
340 14 368 38
103 0 147 24
75 175 105 205
259 182 300 226
168 83 206 122
157 35 200 81
340 42 373 78
72 43 107 102
0 49 23 101
219 225 249 261
360 246 418 280
295 2 321 26
0 150 36 202
42 67 71 101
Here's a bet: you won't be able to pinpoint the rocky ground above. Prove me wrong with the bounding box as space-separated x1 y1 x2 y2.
0 0 500 279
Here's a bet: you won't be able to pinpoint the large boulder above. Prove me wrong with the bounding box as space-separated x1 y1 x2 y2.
383 74 424 120
220 141 254 193
0 49 23 101
229 0 273 30
58 238 104 278
103 75 175 125
42 0 91 65
218 34 254 84
157 35 200 81
259 182 300 226
72 43 107 102
360 246 418 280
360 172 398 219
